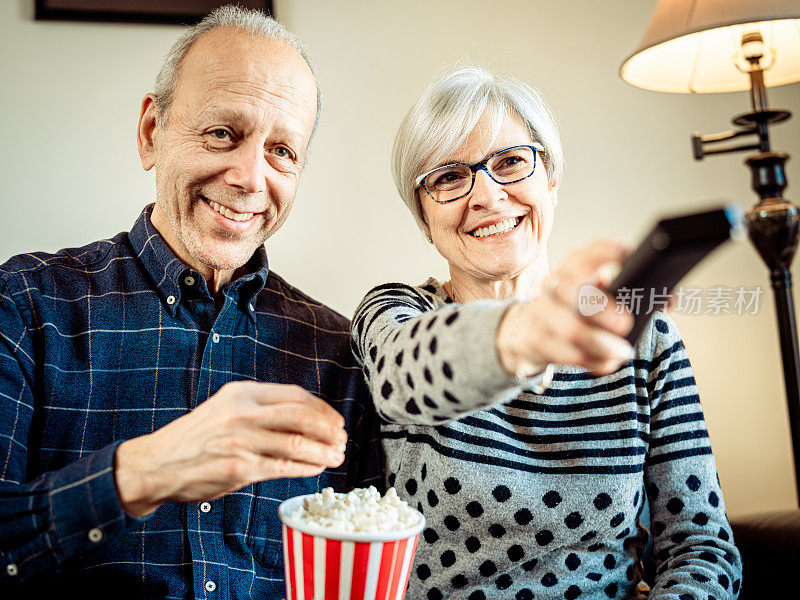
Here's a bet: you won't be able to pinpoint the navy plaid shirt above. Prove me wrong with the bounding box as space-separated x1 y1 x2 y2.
0 205 382 599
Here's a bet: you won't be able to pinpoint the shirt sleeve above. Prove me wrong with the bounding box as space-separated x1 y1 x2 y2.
351 283 545 425
0 275 133 584
642 313 743 599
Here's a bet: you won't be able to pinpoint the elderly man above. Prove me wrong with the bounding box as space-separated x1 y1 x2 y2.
0 6 380 598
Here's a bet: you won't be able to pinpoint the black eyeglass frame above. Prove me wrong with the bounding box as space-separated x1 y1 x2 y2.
415 144 544 204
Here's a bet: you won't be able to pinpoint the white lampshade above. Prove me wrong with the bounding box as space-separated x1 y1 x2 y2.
620 0 800 93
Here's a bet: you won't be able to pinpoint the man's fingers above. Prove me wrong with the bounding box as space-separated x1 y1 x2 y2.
241 382 345 427
252 456 327 482
242 430 345 467
249 403 347 446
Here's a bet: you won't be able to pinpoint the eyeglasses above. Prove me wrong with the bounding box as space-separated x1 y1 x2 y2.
415 144 544 204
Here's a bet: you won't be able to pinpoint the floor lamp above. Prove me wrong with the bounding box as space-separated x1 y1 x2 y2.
620 0 800 504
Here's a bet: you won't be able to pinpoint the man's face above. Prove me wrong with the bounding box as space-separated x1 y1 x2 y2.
142 28 318 278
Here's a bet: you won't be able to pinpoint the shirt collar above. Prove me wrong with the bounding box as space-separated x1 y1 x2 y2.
128 204 270 315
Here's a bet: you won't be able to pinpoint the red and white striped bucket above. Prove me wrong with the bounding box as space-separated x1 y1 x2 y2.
278 494 425 600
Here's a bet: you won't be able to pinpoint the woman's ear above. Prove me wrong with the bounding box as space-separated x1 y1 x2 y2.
422 224 433 244
549 179 559 207
416 191 433 243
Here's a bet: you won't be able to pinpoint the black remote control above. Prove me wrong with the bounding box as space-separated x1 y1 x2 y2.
605 205 746 344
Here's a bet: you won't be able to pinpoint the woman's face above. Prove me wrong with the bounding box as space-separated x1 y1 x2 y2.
419 112 558 284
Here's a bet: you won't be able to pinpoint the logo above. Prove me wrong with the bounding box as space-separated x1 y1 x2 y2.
577 283 608 317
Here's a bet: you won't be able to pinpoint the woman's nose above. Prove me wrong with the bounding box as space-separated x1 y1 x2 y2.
468 168 507 209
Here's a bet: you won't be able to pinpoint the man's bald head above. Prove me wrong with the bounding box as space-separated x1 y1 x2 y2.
153 4 321 137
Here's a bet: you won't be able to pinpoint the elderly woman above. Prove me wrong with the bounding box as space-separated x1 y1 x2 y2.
351 65 742 600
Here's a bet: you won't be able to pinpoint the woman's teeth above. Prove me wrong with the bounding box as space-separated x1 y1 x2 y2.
206 199 254 222
469 217 522 239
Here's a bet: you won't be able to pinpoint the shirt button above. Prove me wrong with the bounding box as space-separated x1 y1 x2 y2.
205 580 216 592
248 303 255 312
88 528 103 543
184 275 195 287
212 333 220 343
166 295 176 305
199 502 212 513
6 564 18 576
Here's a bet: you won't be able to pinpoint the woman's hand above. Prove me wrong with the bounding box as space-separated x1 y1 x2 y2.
496 238 637 377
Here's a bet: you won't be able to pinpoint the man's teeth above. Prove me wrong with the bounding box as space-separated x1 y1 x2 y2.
207 200 254 222
469 217 522 239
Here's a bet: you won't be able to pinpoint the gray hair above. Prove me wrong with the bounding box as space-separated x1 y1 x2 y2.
153 4 321 136
392 64 564 236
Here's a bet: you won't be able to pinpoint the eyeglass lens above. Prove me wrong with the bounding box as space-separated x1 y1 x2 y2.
424 146 536 202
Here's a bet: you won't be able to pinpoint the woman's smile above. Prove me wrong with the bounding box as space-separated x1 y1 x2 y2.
465 215 524 239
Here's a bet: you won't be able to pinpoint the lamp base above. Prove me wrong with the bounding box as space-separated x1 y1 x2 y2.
746 182 800 503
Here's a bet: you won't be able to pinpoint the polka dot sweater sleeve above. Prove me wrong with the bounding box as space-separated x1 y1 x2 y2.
351 280 539 425
640 313 742 599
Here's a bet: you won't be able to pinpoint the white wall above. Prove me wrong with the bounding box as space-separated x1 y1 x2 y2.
1 0 799 516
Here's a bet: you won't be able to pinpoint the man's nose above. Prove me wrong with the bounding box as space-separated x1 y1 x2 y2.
224 142 268 194
468 168 507 209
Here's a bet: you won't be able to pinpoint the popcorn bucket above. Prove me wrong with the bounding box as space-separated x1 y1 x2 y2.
278 494 425 600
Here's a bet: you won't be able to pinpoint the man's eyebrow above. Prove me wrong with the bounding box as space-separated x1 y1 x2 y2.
195 108 304 144
197 107 251 124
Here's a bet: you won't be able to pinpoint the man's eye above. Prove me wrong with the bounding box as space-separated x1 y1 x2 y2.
271 146 295 160
209 129 232 141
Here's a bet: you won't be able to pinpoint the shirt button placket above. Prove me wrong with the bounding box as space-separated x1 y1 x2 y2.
88 528 103 543
193 306 232 599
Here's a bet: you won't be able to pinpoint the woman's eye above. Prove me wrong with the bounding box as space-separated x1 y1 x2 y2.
494 155 529 174
434 170 465 185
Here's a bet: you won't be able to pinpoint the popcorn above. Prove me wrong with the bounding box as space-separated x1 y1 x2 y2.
289 486 420 533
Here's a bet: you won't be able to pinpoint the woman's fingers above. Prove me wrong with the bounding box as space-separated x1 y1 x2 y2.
520 296 634 370
526 319 632 375
543 238 638 338
501 238 643 376
559 239 630 281
546 243 629 305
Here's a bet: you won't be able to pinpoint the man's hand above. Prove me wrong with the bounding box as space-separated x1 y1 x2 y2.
114 382 347 517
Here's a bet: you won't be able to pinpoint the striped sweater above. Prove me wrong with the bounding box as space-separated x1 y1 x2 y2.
351 277 742 600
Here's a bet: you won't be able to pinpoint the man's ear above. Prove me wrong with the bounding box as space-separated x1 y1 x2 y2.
137 93 159 171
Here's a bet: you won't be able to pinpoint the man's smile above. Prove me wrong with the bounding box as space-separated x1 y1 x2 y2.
200 195 259 222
